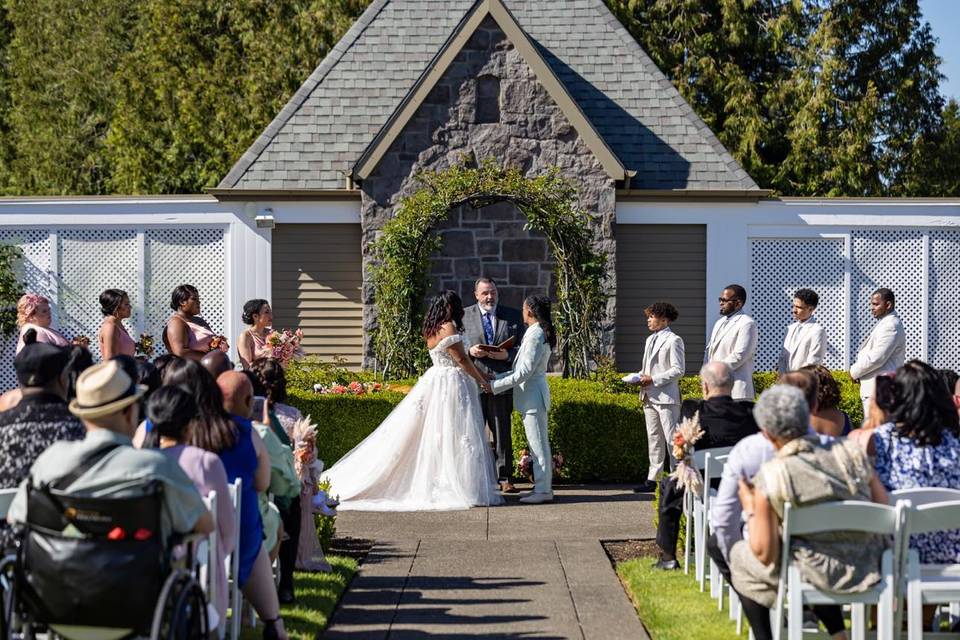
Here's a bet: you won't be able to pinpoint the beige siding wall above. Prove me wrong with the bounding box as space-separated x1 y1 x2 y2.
271 224 364 368
616 224 707 374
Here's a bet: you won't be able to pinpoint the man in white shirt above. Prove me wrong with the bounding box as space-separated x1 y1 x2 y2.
629 302 685 493
777 288 827 374
704 284 758 400
850 287 906 419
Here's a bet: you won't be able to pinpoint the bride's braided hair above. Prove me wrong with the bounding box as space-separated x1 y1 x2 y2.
524 295 556 348
422 290 465 338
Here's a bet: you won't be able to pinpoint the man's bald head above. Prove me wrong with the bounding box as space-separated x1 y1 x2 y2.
218 370 253 419
700 361 733 398
201 350 233 380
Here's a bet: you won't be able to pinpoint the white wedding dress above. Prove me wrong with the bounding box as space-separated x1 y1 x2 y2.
323 334 504 511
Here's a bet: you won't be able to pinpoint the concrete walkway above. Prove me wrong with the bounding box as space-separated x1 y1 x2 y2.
323 485 656 639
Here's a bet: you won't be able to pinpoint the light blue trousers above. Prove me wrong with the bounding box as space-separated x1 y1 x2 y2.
523 410 551 494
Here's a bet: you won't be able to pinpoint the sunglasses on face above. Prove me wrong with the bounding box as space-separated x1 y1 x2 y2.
718 297 739 304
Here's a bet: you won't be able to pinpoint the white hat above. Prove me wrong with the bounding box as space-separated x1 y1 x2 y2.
69 360 147 419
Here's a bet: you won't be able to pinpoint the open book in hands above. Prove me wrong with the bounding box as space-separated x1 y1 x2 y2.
475 336 515 353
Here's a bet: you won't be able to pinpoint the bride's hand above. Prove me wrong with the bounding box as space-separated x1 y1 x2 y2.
479 380 493 394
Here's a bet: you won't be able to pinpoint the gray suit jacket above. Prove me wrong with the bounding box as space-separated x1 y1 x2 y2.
462 304 524 377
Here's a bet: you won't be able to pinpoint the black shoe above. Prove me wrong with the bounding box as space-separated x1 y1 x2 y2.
278 588 295 604
633 480 657 493
651 557 679 571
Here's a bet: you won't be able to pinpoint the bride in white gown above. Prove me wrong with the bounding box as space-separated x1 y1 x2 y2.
323 291 504 511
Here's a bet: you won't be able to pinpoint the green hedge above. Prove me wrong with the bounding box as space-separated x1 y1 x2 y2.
287 371 864 484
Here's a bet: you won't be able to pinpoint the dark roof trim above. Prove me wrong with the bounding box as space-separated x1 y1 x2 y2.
616 189 772 202
208 188 361 201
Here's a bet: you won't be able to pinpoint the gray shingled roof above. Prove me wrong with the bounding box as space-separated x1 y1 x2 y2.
218 0 759 191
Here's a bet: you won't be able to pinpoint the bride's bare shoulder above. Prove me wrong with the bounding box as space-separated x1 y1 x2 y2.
425 322 461 349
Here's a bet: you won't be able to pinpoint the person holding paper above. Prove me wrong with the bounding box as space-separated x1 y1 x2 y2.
625 302 685 493
464 277 525 493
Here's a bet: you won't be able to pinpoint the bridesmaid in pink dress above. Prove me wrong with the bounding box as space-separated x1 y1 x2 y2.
162 284 225 361
97 289 137 360
15 293 69 353
238 298 273 369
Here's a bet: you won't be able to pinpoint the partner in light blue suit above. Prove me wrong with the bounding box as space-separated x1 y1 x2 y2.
491 295 555 504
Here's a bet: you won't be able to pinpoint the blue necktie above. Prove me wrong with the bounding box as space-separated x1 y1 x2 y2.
482 312 494 345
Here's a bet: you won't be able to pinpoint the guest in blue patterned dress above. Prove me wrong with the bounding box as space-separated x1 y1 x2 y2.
875 360 960 564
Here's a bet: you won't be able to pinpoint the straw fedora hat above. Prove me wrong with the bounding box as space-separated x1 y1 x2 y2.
69 360 147 419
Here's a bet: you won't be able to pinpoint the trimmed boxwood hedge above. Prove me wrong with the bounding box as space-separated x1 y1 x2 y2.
287 371 865 484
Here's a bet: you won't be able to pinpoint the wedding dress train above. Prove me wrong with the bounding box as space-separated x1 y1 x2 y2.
323 334 504 511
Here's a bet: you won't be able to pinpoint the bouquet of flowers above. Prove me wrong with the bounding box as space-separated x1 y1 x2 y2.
71 335 90 349
208 335 230 353
313 381 383 395
266 328 304 366
669 411 705 495
136 333 155 358
516 449 565 482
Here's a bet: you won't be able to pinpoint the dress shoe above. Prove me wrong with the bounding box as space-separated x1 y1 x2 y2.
499 481 519 494
519 491 554 504
277 588 295 604
633 480 657 493
651 557 679 571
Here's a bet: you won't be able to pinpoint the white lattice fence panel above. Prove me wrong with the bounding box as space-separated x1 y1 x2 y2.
145 228 227 356
929 231 960 369
851 230 923 361
750 239 846 370
58 230 140 361
0 229 53 391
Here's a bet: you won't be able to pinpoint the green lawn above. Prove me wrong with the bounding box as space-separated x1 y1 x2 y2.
616 556 740 640
239 555 358 639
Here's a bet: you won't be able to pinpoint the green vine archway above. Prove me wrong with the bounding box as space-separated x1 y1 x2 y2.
370 160 609 379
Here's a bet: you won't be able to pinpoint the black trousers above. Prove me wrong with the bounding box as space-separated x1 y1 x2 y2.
480 390 514 482
277 495 301 593
706 533 845 640
655 475 685 557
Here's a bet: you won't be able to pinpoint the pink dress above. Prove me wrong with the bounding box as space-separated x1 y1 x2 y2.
16 323 69 353
241 329 272 367
164 316 216 353
98 318 136 358
160 444 236 622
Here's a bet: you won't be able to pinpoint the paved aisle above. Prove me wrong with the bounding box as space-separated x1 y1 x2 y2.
323 486 656 639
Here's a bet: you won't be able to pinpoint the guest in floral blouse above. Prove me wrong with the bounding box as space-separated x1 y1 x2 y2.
875 359 960 564
0 330 86 550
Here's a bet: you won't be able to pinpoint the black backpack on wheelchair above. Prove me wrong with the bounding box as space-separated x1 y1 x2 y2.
8 444 209 639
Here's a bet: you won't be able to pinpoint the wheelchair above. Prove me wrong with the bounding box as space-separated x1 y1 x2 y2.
4 480 209 640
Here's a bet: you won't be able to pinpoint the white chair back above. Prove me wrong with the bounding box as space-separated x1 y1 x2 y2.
891 487 960 506
692 445 734 470
904 499 960 536
226 479 242 640
200 490 219 634
0 488 17 520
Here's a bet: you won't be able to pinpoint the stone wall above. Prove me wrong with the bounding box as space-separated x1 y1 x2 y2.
360 15 616 368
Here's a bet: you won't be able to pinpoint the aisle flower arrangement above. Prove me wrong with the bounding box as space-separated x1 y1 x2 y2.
312 381 384 395
266 328 304 366
517 448 565 481
670 412 705 495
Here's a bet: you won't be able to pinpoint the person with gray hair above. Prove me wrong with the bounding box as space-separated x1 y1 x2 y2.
651 360 758 571
728 384 889 640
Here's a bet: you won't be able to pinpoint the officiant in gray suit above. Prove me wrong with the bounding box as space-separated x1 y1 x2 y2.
464 277 525 493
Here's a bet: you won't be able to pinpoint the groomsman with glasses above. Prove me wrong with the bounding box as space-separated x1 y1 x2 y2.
777 288 827 374
850 288 905 419
704 285 758 401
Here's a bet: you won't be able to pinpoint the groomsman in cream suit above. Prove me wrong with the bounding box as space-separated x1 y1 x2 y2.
492 295 554 504
704 285 758 400
629 302 685 493
850 288 906 418
777 288 828 374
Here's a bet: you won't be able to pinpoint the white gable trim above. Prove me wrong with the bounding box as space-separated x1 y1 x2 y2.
353 0 629 181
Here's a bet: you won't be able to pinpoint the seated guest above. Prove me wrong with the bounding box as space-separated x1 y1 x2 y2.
6 361 214 546
875 360 960 564
653 361 758 570
97 288 136 359
201 350 234 380
847 372 895 455
940 368 959 399
150 386 236 628
15 293 68 353
0 331 86 550
802 364 852 437
731 386 888 640
216 371 289 640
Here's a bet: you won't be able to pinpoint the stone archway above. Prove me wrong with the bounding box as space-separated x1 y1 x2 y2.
368 160 608 380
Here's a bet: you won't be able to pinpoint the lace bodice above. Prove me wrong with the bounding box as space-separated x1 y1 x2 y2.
429 334 469 368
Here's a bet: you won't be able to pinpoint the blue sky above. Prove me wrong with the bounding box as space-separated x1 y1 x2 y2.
921 0 960 102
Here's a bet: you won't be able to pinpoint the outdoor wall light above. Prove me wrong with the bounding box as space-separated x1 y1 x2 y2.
255 207 275 229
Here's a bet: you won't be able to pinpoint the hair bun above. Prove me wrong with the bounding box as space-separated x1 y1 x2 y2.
22 328 37 345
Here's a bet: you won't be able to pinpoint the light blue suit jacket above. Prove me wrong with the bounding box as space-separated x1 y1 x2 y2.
491 323 551 414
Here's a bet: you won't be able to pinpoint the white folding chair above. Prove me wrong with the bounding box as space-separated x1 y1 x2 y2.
0 488 17 520
771 500 904 640
689 446 733 589
704 453 731 600
226 479 242 640
684 445 734 576
200 490 223 639
898 498 960 640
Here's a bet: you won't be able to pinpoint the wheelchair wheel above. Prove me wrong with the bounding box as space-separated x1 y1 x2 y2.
0 554 17 640
149 569 208 640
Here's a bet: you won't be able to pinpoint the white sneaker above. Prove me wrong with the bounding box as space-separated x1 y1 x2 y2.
519 492 554 504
